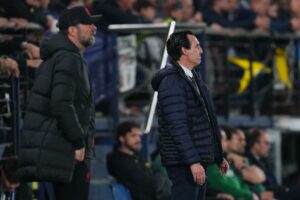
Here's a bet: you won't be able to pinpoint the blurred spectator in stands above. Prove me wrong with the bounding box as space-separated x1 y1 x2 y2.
289 0 300 31
207 129 259 200
0 0 53 29
246 128 300 199
224 127 274 200
249 0 270 31
0 35 42 70
204 0 267 30
182 0 202 22
0 56 20 77
107 121 165 200
133 0 159 22
0 158 32 200
93 0 149 31
264 0 300 32
193 0 209 13
166 1 184 22
225 128 266 185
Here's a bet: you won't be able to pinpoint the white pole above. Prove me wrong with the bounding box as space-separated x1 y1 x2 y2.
144 21 176 134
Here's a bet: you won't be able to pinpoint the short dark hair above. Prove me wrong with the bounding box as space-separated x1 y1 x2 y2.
167 30 195 61
246 128 265 150
134 0 155 12
116 121 140 146
220 126 235 140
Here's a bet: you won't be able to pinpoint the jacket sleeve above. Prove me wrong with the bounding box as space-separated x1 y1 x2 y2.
158 75 201 165
207 164 253 200
50 52 84 149
87 102 95 151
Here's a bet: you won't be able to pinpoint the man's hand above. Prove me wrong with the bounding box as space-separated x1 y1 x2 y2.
26 59 42 68
252 193 259 200
227 153 247 170
219 159 229 174
5 58 20 78
75 148 85 161
260 191 274 200
216 193 235 200
22 42 40 59
190 163 206 185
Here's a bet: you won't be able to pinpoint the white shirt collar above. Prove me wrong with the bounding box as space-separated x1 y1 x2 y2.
179 64 193 78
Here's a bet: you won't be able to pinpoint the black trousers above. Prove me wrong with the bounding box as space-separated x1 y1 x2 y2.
53 162 90 200
166 165 206 200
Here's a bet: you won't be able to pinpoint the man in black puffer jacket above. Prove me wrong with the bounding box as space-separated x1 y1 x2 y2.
18 7 101 200
151 31 228 200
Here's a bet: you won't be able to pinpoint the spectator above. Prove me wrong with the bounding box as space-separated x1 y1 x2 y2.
167 1 184 22
93 0 149 31
0 0 52 29
277 0 300 32
203 0 262 30
246 128 300 199
0 158 32 200
0 56 20 77
225 128 266 185
134 0 158 22
182 0 202 22
107 121 165 200
224 127 274 200
0 38 42 70
206 129 259 200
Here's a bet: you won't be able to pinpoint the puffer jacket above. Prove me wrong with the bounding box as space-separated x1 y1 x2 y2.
151 60 223 167
18 32 95 182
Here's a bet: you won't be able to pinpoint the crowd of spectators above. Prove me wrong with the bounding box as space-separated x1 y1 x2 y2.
1 0 300 78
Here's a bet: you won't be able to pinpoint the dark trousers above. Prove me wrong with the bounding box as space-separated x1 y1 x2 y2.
166 165 206 200
53 162 90 200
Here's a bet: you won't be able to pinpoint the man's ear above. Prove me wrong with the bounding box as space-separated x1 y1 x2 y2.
119 136 125 144
68 26 77 37
181 47 187 55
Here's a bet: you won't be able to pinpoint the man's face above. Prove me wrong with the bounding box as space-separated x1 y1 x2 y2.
256 133 271 157
227 130 246 154
184 34 203 67
290 0 300 14
119 0 136 11
141 7 156 20
76 24 97 48
250 0 270 16
120 128 142 153
182 0 194 19
226 0 239 12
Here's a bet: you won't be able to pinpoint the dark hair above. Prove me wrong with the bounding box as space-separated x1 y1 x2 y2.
220 126 236 140
167 30 195 61
169 1 183 11
246 128 265 150
2 158 19 183
116 121 140 146
134 0 155 12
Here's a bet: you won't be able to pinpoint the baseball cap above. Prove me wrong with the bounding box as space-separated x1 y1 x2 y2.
57 6 102 30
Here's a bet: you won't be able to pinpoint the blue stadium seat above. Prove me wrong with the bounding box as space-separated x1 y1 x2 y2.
110 183 132 200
